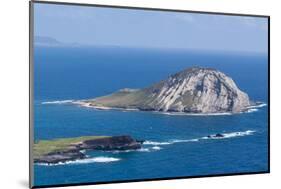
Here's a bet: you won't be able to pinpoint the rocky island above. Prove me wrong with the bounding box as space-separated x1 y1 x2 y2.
78 67 251 113
34 135 143 164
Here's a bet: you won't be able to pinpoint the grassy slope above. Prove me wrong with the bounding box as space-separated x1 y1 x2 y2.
87 90 148 108
33 136 109 159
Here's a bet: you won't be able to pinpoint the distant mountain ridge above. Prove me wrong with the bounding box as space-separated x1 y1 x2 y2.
34 36 62 46
81 67 251 113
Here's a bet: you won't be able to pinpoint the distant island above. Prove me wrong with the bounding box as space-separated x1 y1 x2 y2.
34 135 143 164
77 67 252 113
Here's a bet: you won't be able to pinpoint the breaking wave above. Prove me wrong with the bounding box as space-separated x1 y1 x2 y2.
41 100 74 105
158 103 267 116
111 146 162 154
222 130 255 138
143 141 171 145
158 112 232 116
170 139 200 143
143 138 199 146
144 130 255 148
137 148 151 152
201 130 255 140
89 157 121 163
245 108 259 113
37 156 121 166
243 103 267 114
247 103 267 109
151 146 162 150
42 99 267 116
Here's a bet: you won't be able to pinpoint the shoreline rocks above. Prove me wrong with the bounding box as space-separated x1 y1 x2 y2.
34 135 143 164
79 135 142 151
34 149 86 164
207 133 224 139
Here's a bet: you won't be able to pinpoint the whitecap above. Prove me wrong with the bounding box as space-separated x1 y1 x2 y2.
111 149 134 154
247 103 267 109
143 138 199 146
203 130 255 140
37 156 121 166
242 103 267 113
111 147 152 153
42 100 74 105
111 146 160 153
143 141 171 145
137 148 151 152
89 157 121 163
245 108 259 113
170 139 199 143
158 112 232 116
222 130 255 138
143 130 255 147
151 146 162 150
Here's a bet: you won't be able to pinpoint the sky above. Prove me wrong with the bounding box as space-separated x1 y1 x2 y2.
34 3 268 53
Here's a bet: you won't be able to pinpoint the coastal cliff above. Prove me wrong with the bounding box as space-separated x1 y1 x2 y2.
34 135 142 164
81 67 250 113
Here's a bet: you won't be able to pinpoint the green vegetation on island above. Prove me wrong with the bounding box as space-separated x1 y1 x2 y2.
33 135 143 164
34 136 109 159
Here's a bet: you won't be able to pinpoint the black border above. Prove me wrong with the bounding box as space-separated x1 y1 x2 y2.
29 1 270 188
29 1 34 188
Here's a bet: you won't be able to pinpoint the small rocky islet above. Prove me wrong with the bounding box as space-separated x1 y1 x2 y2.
34 135 144 164
78 67 253 114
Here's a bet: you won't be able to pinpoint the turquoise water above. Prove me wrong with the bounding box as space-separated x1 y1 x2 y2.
33 46 268 186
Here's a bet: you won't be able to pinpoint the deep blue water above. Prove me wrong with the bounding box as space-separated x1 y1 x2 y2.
33 46 268 186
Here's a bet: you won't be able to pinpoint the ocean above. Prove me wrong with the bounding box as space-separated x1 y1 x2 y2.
33 46 268 186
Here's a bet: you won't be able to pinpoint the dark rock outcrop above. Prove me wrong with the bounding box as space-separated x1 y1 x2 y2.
215 133 224 138
79 135 141 151
207 133 225 139
34 135 142 164
34 149 85 164
79 136 141 151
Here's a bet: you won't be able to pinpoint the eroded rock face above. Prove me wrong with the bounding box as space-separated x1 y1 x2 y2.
145 67 250 113
85 67 250 113
34 149 85 164
79 135 142 151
